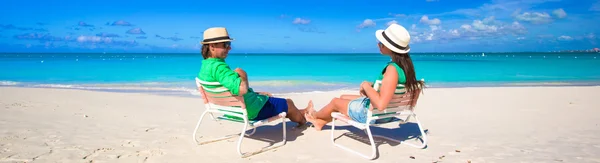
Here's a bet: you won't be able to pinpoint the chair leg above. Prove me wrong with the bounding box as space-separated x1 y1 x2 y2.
245 126 257 136
240 113 287 158
209 113 217 121
192 110 208 143
331 116 377 160
236 120 250 156
373 113 428 149
281 117 287 145
192 110 236 145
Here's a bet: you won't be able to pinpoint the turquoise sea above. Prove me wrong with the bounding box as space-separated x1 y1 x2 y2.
1 52 600 97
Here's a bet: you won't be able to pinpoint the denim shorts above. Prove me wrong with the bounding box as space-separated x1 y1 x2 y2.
347 97 370 123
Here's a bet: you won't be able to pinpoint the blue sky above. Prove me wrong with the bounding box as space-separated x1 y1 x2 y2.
1 0 599 53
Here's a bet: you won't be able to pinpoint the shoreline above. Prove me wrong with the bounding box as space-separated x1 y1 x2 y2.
2 83 600 98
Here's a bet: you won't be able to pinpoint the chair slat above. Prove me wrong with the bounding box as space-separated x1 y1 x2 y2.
201 86 230 93
392 93 411 99
389 96 412 103
209 99 245 107
372 106 411 114
209 104 245 113
196 79 221 86
369 79 424 113
386 101 412 108
203 89 235 97
394 88 406 94
206 96 241 102
195 78 246 110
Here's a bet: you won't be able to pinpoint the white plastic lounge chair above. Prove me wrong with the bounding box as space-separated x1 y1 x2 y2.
330 79 427 159
192 77 287 158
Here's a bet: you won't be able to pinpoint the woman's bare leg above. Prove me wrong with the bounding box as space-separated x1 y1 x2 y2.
340 94 361 100
305 97 351 131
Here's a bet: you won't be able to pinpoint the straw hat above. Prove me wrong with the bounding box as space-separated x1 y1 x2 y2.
201 27 234 44
375 24 411 53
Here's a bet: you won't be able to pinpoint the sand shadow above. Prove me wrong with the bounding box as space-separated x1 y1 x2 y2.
242 121 308 146
321 121 429 159
194 118 308 157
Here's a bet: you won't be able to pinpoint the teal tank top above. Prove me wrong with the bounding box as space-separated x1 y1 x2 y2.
364 62 407 108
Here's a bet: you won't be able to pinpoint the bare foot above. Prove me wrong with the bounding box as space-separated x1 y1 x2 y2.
297 100 313 127
304 111 326 131
305 113 326 131
303 100 315 115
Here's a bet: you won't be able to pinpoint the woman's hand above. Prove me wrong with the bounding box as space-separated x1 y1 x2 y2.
360 81 372 96
360 81 372 89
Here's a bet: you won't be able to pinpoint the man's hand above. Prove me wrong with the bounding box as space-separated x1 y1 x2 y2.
234 68 249 96
234 68 247 79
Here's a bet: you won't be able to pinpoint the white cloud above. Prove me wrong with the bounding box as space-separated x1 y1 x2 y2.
292 18 310 24
482 16 496 24
411 17 527 43
77 35 111 43
386 20 398 26
426 0 439 2
513 11 552 24
431 0 560 19
425 33 434 40
552 8 567 18
472 20 498 32
450 29 460 36
558 35 573 41
517 37 526 40
460 24 473 31
507 21 527 34
419 15 441 25
357 19 376 29
411 24 417 30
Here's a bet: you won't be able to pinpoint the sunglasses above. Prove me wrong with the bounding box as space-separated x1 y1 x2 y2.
223 42 231 48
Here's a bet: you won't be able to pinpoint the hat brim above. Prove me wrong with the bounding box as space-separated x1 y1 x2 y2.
375 30 410 54
200 38 234 44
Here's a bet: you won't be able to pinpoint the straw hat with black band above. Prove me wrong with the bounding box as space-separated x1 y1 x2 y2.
375 24 411 54
201 27 234 44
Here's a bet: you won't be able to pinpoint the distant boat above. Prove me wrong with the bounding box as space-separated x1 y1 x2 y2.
481 53 485 57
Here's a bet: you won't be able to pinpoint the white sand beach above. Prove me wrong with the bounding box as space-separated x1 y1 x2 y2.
1 86 600 162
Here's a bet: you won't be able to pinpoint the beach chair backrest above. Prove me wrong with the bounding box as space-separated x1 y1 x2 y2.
370 79 423 114
195 78 246 110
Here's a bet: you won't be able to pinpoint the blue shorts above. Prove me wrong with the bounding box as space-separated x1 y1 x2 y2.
253 97 288 121
347 97 370 123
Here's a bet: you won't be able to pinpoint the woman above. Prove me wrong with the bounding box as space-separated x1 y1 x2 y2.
197 27 311 126
305 24 424 130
